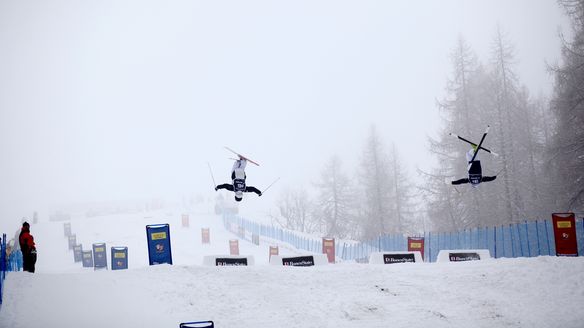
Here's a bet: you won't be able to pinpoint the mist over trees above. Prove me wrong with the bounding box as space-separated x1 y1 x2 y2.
270 1 583 239
423 1 584 232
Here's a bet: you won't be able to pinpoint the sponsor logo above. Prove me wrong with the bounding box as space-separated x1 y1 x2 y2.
155 243 165 252
114 252 126 258
94 247 105 252
409 242 422 249
151 232 167 240
215 258 248 266
383 253 416 264
282 256 315 266
557 221 572 229
449 252 481 262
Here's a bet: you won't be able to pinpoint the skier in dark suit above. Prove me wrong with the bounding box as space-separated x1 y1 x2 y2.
215 158 262 201
452 148 497 187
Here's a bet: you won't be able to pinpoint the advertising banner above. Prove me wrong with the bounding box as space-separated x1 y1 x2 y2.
182 214 189 228
269 246 279 260
201 228 210 244
82 250 93 268
322 238 335 263
448 252 481 262
93 243 107 269
146 224 173 265
282 256 314 267
73 245 83 262
252 234 259 245
552 213 578 256
180 321 214 328
407 237 425 260
238 226 245 239
111 247 128 270
215 257 248 266
68 234 76 250
383 253 416 264
229 239 239 256
64 223 71 237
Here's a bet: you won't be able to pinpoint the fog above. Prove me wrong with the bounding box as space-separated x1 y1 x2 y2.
0 0 569 231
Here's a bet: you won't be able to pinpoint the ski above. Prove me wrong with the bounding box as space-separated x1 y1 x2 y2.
466 126 489 171
224 147 260 166
449 132 499 157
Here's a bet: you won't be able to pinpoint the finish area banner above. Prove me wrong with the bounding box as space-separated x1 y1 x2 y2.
146 224 173 265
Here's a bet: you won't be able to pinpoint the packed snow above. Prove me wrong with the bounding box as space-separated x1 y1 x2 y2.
1 205 583 328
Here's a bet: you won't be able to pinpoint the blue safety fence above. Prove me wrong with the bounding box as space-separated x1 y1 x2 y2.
1 233 6 305
223 213 584 263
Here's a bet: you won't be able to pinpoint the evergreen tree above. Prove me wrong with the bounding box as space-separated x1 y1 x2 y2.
549 0 584 213
314 155 355 238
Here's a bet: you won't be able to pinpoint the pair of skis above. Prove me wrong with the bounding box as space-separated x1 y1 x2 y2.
449 125 498 172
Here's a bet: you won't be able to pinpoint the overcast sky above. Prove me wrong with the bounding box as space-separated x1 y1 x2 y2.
0 0 570 231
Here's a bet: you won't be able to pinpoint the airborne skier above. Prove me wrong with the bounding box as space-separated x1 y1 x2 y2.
450 126 498 187
215 154 262 202
451 147 497 187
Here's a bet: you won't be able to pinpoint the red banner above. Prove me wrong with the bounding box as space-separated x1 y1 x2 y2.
201 228 210 244
269 246 279 260
322 238 335 263
408 237 425 260
229 239 239 256
552 213 578 256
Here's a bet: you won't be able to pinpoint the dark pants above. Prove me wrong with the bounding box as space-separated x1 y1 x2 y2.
23 252 37 273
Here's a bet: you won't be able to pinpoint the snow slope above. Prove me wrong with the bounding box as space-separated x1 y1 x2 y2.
1 208 584 328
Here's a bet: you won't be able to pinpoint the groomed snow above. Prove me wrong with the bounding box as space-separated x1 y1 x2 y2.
1 208 583 328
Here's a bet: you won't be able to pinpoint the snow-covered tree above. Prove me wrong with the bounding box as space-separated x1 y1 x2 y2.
548 0 584 213
313 155 355 238
356 126 396 239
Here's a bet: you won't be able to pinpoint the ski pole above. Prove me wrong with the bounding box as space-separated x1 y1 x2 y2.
207 163 217 189
261 177 281 195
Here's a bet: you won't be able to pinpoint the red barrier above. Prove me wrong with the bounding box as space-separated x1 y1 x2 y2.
181 214 189 228
408 237 425 261
322 238 335 263
201 228 210 244
269 246 279 260
552 213 578 256
229 239 239 256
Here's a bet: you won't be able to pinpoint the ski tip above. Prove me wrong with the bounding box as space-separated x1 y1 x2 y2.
491 151 499 157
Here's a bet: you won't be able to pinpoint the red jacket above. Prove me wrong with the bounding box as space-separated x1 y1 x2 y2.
19 227 36 254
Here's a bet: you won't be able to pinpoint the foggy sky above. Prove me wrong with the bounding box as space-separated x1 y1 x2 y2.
0 0 570 231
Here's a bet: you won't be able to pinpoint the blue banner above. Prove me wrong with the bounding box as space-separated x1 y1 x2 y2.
179 321 214 328
73 245 83 262
64 223 71 237
68 234 76 250
82 250 93 268
111 247 128 270
146 224 172 265
92 243 107 269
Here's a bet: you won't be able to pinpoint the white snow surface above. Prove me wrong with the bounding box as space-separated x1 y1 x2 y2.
1 208 584 328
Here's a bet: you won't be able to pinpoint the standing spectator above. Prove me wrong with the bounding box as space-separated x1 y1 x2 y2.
19 222 37 273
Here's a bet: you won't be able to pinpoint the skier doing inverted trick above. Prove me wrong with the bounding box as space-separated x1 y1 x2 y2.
215 157 262 201
451 147 497 187
450 125 498 187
